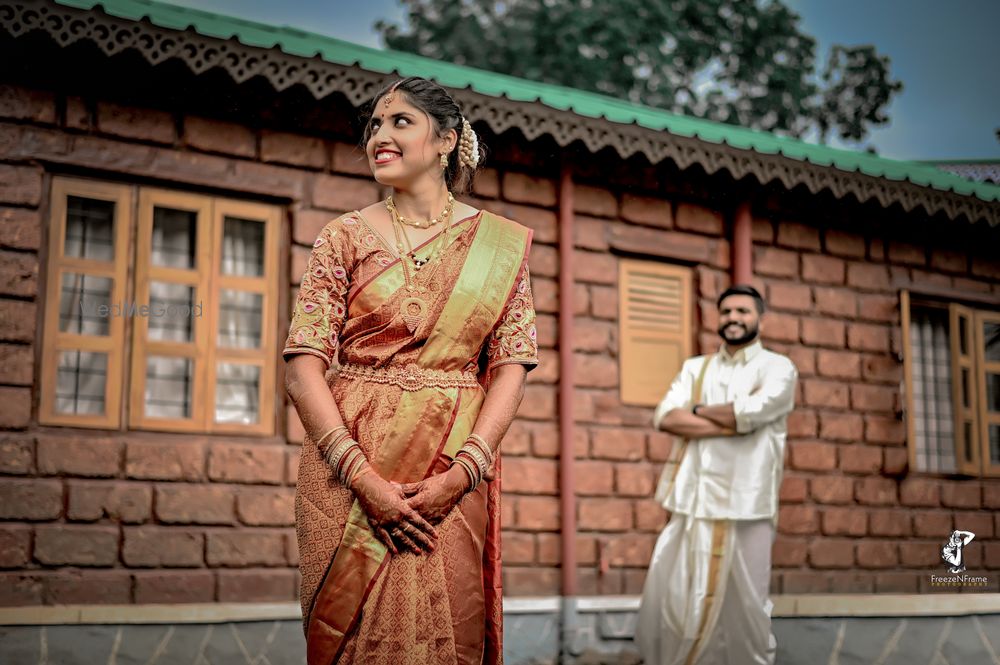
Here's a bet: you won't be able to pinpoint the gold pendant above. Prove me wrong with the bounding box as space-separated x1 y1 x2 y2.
401 296 427 333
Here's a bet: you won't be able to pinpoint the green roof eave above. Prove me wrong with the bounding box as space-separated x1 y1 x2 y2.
48 0 1000 204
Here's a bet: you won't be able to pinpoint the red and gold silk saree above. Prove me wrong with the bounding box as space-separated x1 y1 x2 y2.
283 209 537 665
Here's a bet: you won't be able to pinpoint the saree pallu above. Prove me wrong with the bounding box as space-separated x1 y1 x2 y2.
285 210 536 665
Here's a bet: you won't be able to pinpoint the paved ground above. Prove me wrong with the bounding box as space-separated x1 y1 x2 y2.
2 615 999 663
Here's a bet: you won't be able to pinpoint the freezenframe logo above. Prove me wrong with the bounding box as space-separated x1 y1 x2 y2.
79 297 203 318
928 530 990 588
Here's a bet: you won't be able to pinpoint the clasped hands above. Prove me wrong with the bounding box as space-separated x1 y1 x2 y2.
349 463 474 556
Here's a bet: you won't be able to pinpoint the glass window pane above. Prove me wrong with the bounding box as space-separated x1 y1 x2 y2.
65 196 114 261
152 207 197 269
986 373 1000 414
56 350 107 415
961 368 971 409
985 322 1000 362
218 290 262 349
59 273 111 336
989 424 1000 464
147 282 197 343
215 363 260 425
146 356 193 419
222 217 264 276
963 421 974 463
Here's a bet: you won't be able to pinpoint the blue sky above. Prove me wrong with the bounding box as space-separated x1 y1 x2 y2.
168 0 999 162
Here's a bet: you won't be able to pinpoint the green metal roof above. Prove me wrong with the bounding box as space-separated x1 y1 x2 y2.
52 0 1000 204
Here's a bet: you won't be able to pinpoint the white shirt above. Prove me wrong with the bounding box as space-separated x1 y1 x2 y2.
652 340 798 521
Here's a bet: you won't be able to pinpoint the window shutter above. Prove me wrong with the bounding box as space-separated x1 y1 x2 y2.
618 259 692 406
950 303 979 475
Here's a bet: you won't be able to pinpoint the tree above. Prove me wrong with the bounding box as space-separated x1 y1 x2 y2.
376 0 902 145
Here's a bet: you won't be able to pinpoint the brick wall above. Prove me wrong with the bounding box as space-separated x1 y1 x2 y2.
2 69 1000 608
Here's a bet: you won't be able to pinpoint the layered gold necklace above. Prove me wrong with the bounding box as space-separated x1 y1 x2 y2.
386 193 456 333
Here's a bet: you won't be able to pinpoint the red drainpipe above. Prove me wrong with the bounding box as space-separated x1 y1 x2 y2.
732 201 753 284
557 163 577 598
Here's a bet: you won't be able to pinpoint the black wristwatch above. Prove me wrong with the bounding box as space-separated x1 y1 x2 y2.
692 404 702 416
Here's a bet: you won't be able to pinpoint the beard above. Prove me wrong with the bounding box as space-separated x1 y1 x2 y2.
717 321 759 346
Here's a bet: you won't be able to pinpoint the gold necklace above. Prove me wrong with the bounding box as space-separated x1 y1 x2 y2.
389 205 456 333
385 193 455 229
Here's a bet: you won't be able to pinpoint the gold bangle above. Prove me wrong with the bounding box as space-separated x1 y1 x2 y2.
465 434 494 467
316 426 348 453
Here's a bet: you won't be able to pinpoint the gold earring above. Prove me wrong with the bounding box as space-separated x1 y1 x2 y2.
440 152 449 169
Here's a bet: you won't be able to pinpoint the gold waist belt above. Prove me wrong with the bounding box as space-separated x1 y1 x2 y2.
337 362 480 392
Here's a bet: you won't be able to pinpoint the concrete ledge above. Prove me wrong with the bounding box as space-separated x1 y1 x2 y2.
2 593 999 625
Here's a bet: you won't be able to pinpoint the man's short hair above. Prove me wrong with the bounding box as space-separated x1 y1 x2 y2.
717 284 766 314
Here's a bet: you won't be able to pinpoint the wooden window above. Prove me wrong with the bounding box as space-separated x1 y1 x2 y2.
618 259 692 406
902 291 1000 476
40 177 280 435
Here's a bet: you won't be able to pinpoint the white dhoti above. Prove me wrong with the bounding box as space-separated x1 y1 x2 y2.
636 516 775 665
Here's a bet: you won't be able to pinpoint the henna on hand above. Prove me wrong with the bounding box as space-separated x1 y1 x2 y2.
400 466 469 525
349 464 438 555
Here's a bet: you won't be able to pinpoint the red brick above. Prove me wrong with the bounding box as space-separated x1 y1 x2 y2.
528 423 560 459
861 354 902 384
528 244 559 278
0 84 56 123
801 318 845 348
579 497 633 531
787 347 815 376
499 204 557 243
312 174 380 211
819 412 864 441
0 525 31 567
591 428 645 461
817 351 861 380
155 485 235 525
97 102 174 143
611 225 726 268
502 457 558 495
0 479 62 520
501 531 535 564
856 540 898 569
802 379 849 409
782 571 831 593
236 488 296 526
751 217 774 242
857 294 897 322
864 416 905 445
574 215 610 251
761 311 800 343
984 484 1000 509
888 242 926 266
67 481 151 523
0 434 33 474
810 476 854 504
37 435 122 478
573 185 617 217
771 536 807 567
606 533 657 567
620 194 672 227
953 276 993 293
809 538 855 568
572 250 617 285
502 172 557 207
44 570 132 604
575 460 615 496
855 477 897 506
285 533 299 567
573 317 613 352
675 203 723 235
766 282 812 312
184 116 255 157
780 475 808 503
868 509 911 537
824 230 866 258
778 504 818 535
821 508 867 536
883 447 908 475
122 526 204 567
531 277 558 314
292 209 336 246
956 512 993 539
838 445 883 474
261 130 326 169
291 245 311 285
0 386 31 427
900 539 941 567
65 95 89 129
633 499 668 532
0 343 32 386
0 207 42 251
518 385 556 420
898 478 940 507
830 573 875 593
928 249 965 273
789 441 837 471
500 421 531 456
0 573 43 606
503 566 560 596
754 247 798 278
848 323 890 353
134 571 216 604
573 283 591 316
940 482 980 509
802 254 845 285
125 440 205 481
850 384 896 413
34 525 119 566
218 569 296 602
776 222 820 251
787 410 817 438
208 443 284 484
970 257 1000 281
0 164 42 206
0 250 37 297
516 495 560 531
331 142 373 177
875 572 919 593
983 542 1000 570
206 530 286 567
847 262 891 291
615 463 655 497
812 287 857 318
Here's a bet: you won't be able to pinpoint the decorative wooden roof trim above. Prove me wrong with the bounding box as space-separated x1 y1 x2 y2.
2 0 998 227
